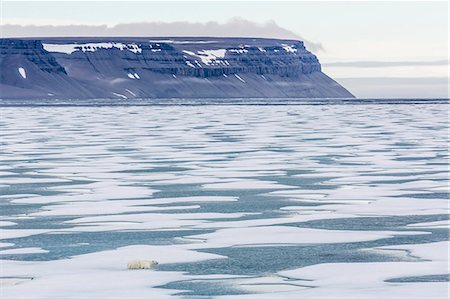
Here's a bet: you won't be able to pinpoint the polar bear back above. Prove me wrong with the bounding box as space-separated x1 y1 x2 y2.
127 260 158 270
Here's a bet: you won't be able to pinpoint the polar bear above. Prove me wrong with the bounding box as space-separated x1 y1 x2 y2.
127 260 158 270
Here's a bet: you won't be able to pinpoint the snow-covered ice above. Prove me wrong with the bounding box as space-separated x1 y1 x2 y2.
0 103 448 298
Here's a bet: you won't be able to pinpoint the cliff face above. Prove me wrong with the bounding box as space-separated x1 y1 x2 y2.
0 37 354 99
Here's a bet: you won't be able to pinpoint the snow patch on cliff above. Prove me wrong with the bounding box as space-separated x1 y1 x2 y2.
149 39 218 44
43 43 142 54
234 74 246 83
229 48 249 54
281 44 297 53
112 92 127 99
125 89 136 96
18 67 26 78
185 61 196 68
182 49 227 65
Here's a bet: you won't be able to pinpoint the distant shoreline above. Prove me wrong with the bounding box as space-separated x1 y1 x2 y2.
0 98 448 107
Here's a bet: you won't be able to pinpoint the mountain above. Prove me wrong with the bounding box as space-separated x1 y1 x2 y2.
0 37 354 99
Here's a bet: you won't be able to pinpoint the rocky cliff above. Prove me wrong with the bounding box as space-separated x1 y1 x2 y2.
0 37 354 99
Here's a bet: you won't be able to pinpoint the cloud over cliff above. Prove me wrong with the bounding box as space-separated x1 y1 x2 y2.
1 18 323 52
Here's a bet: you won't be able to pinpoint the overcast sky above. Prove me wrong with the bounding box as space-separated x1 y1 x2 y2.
2 0 449 98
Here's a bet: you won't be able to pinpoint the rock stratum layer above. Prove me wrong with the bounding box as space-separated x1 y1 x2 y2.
0 37 354 99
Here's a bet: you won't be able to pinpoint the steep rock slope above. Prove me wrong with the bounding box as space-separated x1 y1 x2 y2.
0 37 354 99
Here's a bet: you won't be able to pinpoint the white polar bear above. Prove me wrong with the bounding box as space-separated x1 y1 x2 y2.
127 260 158 270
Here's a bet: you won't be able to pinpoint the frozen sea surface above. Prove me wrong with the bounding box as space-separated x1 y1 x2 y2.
0 101 449 298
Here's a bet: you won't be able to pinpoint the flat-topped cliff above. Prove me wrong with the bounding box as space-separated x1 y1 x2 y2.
0 37 354 99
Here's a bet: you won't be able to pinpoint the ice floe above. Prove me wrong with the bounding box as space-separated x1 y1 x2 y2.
0 247 48 255
0 245 225 298
182 226 428 248
273 241 450 299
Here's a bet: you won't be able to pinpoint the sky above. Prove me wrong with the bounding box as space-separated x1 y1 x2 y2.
1 0 449 98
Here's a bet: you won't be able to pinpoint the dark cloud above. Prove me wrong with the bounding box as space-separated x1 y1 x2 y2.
1 18 323 52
